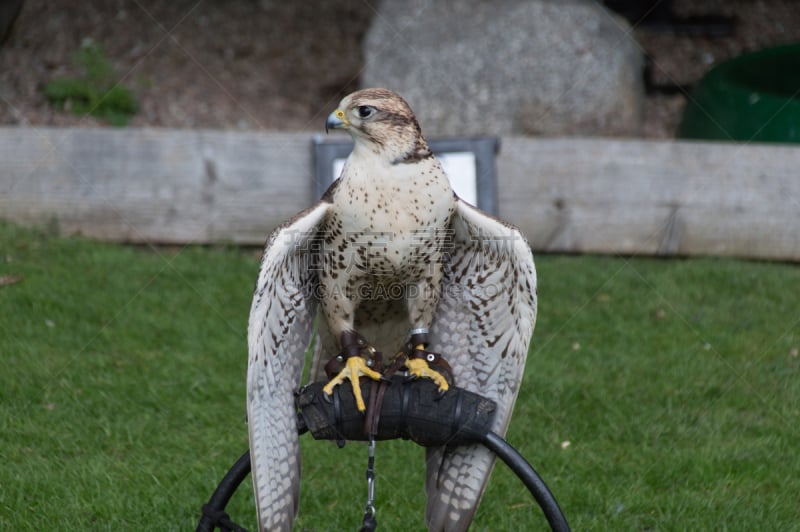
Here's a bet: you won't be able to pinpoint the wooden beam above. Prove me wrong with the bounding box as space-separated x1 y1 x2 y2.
496 137 800 260
2 127 799 260
0 127 313 244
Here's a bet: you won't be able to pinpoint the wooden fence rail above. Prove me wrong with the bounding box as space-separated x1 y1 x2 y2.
1 127 798 260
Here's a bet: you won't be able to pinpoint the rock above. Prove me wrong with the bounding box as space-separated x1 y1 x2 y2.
361 0 644 137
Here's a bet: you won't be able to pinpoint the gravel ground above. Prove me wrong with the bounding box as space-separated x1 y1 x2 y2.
1 0 799 138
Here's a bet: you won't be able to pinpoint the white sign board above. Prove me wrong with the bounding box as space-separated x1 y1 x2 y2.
331 151 477 206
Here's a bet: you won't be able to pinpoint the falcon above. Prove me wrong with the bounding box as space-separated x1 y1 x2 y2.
247 88 537 531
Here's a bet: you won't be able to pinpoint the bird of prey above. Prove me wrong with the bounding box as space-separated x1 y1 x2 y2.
247 88 537 531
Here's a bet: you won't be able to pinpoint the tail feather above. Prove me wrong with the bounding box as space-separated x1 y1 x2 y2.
424 444 496 532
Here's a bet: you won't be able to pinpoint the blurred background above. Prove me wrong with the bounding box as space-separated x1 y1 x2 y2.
2 0 799 138
3 3 800 530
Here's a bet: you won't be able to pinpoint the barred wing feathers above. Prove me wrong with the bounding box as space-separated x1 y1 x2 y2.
425 199 538 531
246 202 329 532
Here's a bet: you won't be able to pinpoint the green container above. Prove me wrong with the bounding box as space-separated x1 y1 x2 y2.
678 43 800 143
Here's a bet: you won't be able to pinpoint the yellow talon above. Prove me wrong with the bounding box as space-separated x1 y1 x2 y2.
323 356 383 412
405 358 450 393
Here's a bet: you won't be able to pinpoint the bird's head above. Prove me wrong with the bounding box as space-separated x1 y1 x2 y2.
326 88 431 164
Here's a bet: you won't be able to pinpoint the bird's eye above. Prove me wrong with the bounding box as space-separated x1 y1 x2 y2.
357 105 375 119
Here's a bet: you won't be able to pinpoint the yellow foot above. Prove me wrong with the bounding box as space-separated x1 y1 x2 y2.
322 356 383 412
405 357 450 393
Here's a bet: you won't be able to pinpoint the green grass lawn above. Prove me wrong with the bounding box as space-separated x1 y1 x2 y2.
1 220 799 530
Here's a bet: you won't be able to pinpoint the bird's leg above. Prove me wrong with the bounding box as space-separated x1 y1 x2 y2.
319 283 384 411
404 329 453 393
323 330 384 412
403 276 453 392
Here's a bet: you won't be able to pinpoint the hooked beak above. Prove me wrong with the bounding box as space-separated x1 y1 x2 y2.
325 109 349 133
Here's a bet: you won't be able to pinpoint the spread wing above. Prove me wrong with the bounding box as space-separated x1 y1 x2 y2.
425 199 538 531
246 201 329 532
